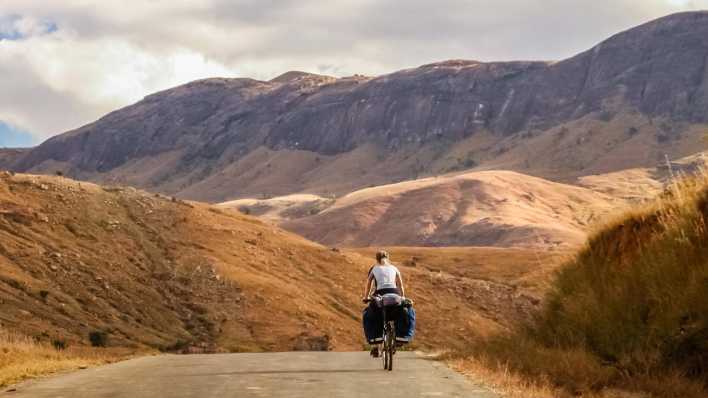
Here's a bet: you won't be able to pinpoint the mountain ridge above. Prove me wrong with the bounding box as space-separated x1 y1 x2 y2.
4 11 708 202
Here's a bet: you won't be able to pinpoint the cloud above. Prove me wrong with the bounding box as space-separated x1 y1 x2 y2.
0 0 707 142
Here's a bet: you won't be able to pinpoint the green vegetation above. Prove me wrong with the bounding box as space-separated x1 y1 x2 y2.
457 172 708 397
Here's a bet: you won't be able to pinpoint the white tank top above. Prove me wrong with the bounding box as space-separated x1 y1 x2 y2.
370 264 400 290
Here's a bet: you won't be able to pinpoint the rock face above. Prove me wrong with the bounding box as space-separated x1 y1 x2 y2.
7 12 708 201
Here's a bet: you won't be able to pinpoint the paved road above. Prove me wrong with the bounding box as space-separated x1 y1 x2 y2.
7 352 497 397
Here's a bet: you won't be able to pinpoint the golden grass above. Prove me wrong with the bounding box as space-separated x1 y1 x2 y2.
451 170 708 397
450 334 706 397
0 329 131 388
450 355 693 398
450 357 559 398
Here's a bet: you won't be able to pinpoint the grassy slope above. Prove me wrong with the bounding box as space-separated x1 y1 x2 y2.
0 171 369 386
0 172 363 352
457 173 708 397
0 172 558 386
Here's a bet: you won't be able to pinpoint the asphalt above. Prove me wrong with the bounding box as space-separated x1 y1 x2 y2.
6 352 498 398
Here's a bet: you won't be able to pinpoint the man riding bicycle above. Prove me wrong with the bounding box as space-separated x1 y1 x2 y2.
362 250 415 357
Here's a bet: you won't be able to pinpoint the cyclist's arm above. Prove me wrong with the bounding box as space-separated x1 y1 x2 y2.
396 271 406 297
363 274 374 298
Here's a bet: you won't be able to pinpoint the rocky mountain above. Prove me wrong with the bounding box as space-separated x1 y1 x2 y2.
5 12 708 202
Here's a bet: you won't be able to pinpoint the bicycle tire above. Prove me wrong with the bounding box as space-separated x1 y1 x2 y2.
382 343 388 370
388 322 395 371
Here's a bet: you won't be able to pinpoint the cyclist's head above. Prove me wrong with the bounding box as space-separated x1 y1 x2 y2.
375 250 390 264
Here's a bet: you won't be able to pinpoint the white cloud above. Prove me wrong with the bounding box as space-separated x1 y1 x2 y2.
0 23 236 137
0 0 707 141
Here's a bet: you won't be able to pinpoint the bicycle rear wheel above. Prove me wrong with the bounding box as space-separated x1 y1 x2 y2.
386 321 395 371
382 344 389 370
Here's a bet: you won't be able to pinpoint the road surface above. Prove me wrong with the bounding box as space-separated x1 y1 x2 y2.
7 352 498 397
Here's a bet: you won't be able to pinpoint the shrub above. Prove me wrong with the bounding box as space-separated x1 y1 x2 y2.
51 339 67 350
88 331 108 347
463 158 477 168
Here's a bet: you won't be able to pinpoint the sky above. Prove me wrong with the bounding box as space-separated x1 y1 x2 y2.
1 0 707 147
0 121 34 148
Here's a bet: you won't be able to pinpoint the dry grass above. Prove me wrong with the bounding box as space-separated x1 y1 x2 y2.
450 355 671 398
449 333 706 397
0 329 131 388
539 172 708 377
450 357 559 398
450 170 708 397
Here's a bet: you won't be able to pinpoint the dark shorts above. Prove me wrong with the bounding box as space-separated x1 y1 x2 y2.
375 287 401 296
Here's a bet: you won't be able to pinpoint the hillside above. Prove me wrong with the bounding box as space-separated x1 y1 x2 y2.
455 172 708 397
4 12 708 202
0 172 562 362
0 171 362 352
219 152 707 248
0 149 26 169
576 151 708 199
222 170 629 248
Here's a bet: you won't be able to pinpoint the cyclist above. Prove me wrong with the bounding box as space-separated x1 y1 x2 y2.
362 250 407 357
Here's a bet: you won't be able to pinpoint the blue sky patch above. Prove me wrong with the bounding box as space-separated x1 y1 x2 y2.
0 121 37 148
0 14 58 41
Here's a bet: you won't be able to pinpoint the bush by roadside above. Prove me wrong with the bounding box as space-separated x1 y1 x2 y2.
451 172 708 397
